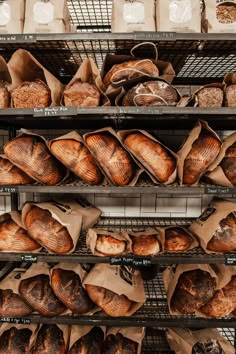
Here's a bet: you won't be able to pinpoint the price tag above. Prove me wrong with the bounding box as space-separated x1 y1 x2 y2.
0 317 31 324
0 34 36 43
0 186 18 193
134 31 176 41
133 257 152 267
225 256 236 266
21 255 38 263
205 187 232 194
33 106 77 117
110 256 134 266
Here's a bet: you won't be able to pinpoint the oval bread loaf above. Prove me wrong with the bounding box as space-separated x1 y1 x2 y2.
32 324 66 354
95 235 127 256
164 227 192 252
103 333 138 354
0 327 33 354
0 156 34 185
11 80 51 108
0 289 32 317
131 234 160 256
64 81 100 107
68 327 104 354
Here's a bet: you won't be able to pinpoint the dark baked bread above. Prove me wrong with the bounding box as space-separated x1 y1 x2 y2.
165 227 192 252
220 142 236 185
32 324 66 354
50 139 102 185
225 85 236 107
51 268 94 314
131 234 160 256
171 269 216 314
0 81 10 108
11 80 51 108
85 133 134 186
95 235 126 256
192 339 223 354
0 289 32 317
0 156 34 185
68 327 104 354
0 327 32 354
196 87 223 107
103 333 138 354
19 274 66 317
24 205 73 254
64 81 100 107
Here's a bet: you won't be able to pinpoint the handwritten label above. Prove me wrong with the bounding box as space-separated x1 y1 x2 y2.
0 317 31 324
33 106 77 117
205 187 231 194
21 255 38 263
110 256 152 266
225 256 236 266
0 186 17 193
0 34 36 43
133 258 152 267
134 31 176 41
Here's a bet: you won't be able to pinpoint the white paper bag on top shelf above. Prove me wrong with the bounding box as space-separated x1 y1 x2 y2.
0 0 24 34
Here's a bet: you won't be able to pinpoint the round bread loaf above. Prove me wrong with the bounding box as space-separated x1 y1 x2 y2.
50 139 102 185
51 268 94 314
124 132 176 183
68 327 104 354
220 142 236 186
64 81 100 107
103 333 138 354
4 135 67 185
0 289 32 317
170 269 216 314
0 327 32 354
85 284 132 317
131 234 160 256
225 85 236 107
24 205 74 254
0 81 10 108
196 87 223 107
95 235 126 256
165 227 192 252
19 274 66 317
85 133 134 186
11 80 51 108
32 324 66 354
0 156 34 185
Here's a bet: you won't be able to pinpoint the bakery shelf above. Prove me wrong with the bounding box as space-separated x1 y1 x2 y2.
0 217 235 265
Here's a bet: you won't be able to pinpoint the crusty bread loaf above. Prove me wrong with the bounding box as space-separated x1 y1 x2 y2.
183 130 221 185
207 212 236 252
32 324 66 354
225 85 236 107
11 80 51 108
85 284 132 317
50 139 103 185
0 327 32 354
0 81 10 108
0 156 34 185
0 289 32 317
165 227 192 252
24 205 74 254
85 133 134 186
103 333 138 354
124 132 176 183
95 235 126 256
200 276 236 318
192 340 223 354
68 327 104 354
196 87 223 107
64 81 100 107
51 268 94 314
131 235 160 256
171 270 216 314
220 142 236 185
19 274 66 317
103 59 159 88
4 135 66 185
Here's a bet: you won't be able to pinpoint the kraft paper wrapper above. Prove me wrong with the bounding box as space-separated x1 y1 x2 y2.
87 228 132 256
118 129 178 185
189 198 236 254
166 328 235 354
50 263 100 315
0 0 24 34
204 0 236 33
69 325 106 350
163 264 218 315
125 227 164 255
210 264 236 290
49 130 107 186
61 58 110 106
21 200 83 254
0 268 27 297
105 327 145 354
193 83 225 107
156 226 199 252
8 49 64 106
83 127 144 186
0 56 11 85
177 120 222 185
0 323 38 351
34 324 70 353
83 263 146 316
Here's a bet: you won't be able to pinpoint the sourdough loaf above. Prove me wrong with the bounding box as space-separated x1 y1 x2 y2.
0 156 34 185
68 327 104 354
103 333 138 354
164 227 193 252
32 324 66 354
64 81 100 107
11 80 51 108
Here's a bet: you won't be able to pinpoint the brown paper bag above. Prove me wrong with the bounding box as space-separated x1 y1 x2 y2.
0 0 24 34
83 263 146 316
156 226 199 252
125 227 164 255
0 323 38 351
223 72 236 107
118 129 178 185
69 326 106 352
204 0 236 33
8 49 64 106
166 328 235 354
83 127 144 186
86 228 132 256
105 327 145 354
0 56 11 108
21 200 83 254
193 83 225 107
33 324 70 353
163 264 218 315
177 120 222 185
189 198 236 253
212 264 236 289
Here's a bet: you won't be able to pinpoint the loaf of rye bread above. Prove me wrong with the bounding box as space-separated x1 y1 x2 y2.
85 133 134 186
68 327 104 354
11 80 51 108
0 81 10 108
220 142 236 185
131 234 160 256
0 289 32 317
124 132 176 183
225 85 236 107
32 324 66 354
171 269 216 314
64 81 100 107
0 156 34 185
0 327 33 354
164 227 193 252
50 139 103 185
103 333 138 354
196 87 224 107
95 235 127 256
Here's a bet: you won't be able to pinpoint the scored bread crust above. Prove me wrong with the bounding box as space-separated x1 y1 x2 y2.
95 235 126 256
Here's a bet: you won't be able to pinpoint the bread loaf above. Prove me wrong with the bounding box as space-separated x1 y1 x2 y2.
32 324 66 354
0 81 10 108
200 276 236 318
183 130 221 185
0 289 32 317
68 327 104 354
85 133 134 186
131 235 160 256
124 132 176 183
51 268 94 314
0 327 32 354
225 85 236 107
19 274 66 317
0 156 34 185
4 135 66 185
85 284 132 317
207 212 236 252
165 227 192 252
95 235 127 256
103 333 138 354
50 139 103 185
24 205 74 254
11 80 51 108
220 142 236 185
171 270 216 314
192 340 223 354
122 80 179 106
103 59 159 88
196 87 223 107
64 81 100 107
